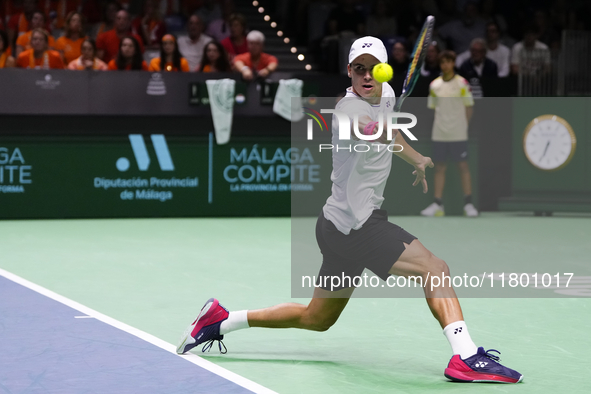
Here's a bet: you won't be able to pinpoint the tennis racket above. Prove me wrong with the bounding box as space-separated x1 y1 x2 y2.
393 15 435 112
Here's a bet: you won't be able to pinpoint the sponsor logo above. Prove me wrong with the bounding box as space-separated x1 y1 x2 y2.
223 145 319 192
0 147 32 193
93 135 198 202
35 74 61 90
475 362 488 368
147 73 166 96
117 134 174 172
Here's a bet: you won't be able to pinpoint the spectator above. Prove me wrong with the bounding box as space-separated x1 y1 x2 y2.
6 0 38 50
420 42 441 80
197 41 231 72
15 10 55 57
67 38 108 70
206 0 234 42
389 40 410 76
220 13 247 60
326 0 365 36
107 35 148 70
54 12 86 65
197 0 222 27
96 9 144 63
233 30 277 81
92 1 121 39
388 40 410 96
148 34 189 71
0 29 16 68
366 0 397 38
439 1 486 53
458 38 498 97
16 28 64 69
533 9 560 52
510 26 550 76
479 0 510 44
421 50 478 217
483 21 510 77
132 0 166 48
41 0 78 31
178 15 212 71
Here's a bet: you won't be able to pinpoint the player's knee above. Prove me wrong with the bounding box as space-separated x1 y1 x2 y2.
303 312 338 332
424 254 449 277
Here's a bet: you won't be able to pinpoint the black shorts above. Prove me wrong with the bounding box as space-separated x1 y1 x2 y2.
432 141 469 162
315 210 417 291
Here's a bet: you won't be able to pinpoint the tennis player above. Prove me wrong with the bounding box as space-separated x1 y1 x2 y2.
177 36 523 384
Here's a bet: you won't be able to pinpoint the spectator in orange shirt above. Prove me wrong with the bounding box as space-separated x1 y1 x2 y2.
233 30 278 81
41 0 79 31
132 0 166 49
67 38 108 70
221 13 248 60
92 1 121 39
7 0 38 51
16 28 64 69
107 35 148 70
54 11 86 65
97 9 144 63
148 34 189 72
15 10 55 57
197 41 231 72
0 29 16 68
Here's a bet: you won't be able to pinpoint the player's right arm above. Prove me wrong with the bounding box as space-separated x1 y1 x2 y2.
392 132 434 193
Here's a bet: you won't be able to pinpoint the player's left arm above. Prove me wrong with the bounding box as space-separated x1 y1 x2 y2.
461 77 474 123
392 131 434 193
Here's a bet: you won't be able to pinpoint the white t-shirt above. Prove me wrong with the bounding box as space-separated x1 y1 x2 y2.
511 40 550 75
177 34 213 71
428 75 474 141
322 83 396 235
486 43 511 77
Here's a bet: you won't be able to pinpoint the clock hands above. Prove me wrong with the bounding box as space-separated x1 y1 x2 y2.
540 140 551 161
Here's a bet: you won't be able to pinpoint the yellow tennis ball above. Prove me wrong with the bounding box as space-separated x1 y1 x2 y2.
372 63 393 83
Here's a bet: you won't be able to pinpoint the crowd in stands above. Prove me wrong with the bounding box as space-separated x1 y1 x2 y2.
310 0 590 94
0 0 278 76
1 0 589 89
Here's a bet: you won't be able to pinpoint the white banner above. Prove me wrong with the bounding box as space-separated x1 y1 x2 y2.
206 79 236 145
273 79 304 122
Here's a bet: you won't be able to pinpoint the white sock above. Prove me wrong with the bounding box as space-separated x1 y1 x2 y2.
219 310 250 335
443 320 478 359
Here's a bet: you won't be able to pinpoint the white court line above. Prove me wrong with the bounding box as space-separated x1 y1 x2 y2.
0 268 277 394
74 315 95 319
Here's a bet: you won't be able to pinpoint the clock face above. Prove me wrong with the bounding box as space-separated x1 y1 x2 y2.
523 115 576 171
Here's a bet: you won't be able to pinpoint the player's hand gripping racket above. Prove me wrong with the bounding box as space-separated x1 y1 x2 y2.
393 15 435 112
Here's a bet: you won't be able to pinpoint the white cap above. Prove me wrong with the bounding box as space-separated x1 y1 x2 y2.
348 36 388 64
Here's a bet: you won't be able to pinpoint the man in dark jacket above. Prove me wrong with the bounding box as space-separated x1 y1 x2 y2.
459 38 498 97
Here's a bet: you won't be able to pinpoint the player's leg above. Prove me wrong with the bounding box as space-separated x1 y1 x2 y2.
176 287 353 354
247 286 353 331
422 143 446 216
453 141 478 216
389 239 522 383
388 239 462 327
434 162 447 202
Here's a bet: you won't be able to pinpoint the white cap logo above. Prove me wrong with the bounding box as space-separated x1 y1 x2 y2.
349 36 387 64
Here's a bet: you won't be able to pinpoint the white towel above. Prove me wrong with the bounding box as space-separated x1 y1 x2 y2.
206 79 236 145
273 79 304 122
